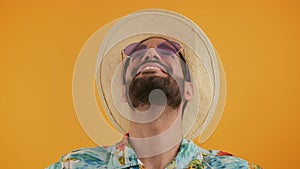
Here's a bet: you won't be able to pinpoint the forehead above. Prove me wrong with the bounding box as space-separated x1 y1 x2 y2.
140 37 167 46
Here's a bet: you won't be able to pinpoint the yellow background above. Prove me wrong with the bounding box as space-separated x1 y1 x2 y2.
1 0 299 168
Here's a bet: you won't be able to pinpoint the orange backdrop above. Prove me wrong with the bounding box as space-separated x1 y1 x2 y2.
1 0 299 168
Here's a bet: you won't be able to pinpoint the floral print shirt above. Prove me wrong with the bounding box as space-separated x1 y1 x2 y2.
46 135 261 169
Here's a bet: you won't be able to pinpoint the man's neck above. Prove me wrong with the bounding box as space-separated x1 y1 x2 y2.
138 142 181 169
128 107 183 169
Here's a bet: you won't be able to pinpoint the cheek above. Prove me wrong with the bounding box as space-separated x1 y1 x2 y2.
125 61 138 80
125 67 132 81
165 60 184 77
129 58 144 69
175 59 186 77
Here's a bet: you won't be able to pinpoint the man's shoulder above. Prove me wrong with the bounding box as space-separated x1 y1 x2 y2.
202 150 262 169
62 145 113 161
45 144 115 169
177 140 262 169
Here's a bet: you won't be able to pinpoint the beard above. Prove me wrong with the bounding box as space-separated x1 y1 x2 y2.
127 73 184 110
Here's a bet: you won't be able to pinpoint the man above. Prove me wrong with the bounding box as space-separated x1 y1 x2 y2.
46 9 261 169
122 36 194 168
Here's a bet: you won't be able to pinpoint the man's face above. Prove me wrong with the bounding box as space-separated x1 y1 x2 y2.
123 37 189 110
124 37 185 83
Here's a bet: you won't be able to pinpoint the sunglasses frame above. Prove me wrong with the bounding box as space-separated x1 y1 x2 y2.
122 40 183 59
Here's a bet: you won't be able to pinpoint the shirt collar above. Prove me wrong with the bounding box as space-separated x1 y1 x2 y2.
107 134 208 168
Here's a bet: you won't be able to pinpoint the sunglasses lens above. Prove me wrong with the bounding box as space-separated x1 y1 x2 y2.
170 41 181 51
124 40 181 58
155 48 175 57
157 41 181 56
124 43 145 57
123 43 138 56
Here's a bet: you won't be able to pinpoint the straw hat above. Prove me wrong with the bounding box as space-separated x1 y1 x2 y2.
95 9 226 142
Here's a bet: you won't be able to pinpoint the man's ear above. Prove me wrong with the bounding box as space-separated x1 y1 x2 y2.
122 86 127 103
184 82 194 101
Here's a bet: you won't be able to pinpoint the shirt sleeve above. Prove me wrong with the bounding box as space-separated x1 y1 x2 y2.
44 146 112 169
203 150 262 169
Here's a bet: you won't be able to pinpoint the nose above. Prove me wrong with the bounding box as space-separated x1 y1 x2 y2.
141 48 161 62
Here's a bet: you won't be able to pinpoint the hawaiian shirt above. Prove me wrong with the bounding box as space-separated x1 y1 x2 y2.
46 134 261 169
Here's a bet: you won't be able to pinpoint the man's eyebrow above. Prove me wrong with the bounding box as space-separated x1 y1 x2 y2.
134 44 146 50
158 43 177 52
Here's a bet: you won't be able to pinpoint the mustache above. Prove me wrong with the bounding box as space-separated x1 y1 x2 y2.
131 60 173 77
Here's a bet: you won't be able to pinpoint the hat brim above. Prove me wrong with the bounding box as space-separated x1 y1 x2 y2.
95 9 226 141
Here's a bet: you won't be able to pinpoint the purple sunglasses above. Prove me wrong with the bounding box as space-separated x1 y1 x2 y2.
123 40 182 58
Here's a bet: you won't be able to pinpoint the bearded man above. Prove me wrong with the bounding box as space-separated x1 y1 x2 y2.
46 9 261 169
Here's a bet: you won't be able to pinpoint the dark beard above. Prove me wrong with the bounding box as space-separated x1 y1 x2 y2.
127 74 184 110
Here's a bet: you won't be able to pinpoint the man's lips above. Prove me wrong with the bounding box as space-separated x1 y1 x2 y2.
136 63 168 75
